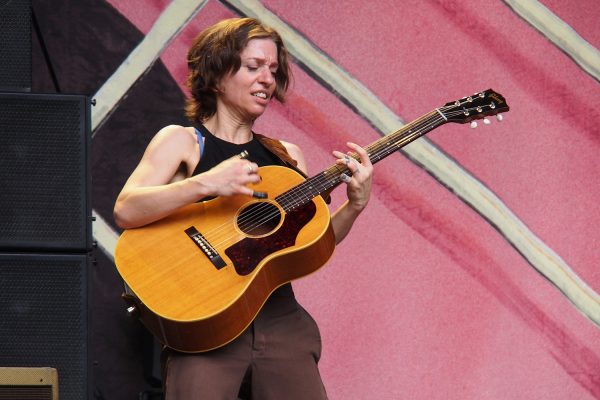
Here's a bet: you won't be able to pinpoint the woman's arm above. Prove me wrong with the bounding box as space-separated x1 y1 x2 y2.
113 125 260 229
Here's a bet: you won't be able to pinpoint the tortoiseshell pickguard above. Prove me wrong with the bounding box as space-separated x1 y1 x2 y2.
225 201 316 276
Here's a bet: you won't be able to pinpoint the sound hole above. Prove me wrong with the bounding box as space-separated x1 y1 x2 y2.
237 202 282 236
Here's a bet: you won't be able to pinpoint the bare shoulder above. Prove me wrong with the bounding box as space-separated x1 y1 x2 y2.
280 140 308 175
152 125 196 148
280 140 300 154
121 125 198 189
143 125 197 160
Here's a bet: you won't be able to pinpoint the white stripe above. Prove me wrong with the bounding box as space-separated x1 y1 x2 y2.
91 0 209 134
93 210 118 263
502 0 600 82
223 0 600 326
90 2 207 257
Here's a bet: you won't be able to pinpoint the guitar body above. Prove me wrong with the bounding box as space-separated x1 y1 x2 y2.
114 165 336 353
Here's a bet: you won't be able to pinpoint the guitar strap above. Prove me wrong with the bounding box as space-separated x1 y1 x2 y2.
254 133 304 176
255 133 331 204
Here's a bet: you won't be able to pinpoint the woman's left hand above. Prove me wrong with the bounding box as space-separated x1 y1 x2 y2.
333 142 373 212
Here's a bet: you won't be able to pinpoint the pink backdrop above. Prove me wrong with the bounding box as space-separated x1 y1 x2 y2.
104 1 600 398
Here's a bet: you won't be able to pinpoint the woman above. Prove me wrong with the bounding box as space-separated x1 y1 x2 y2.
114 17 372 399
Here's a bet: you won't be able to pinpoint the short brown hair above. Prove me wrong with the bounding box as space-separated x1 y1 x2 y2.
185 18 291 122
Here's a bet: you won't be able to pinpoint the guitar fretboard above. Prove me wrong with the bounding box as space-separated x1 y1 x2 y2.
275 110 447 212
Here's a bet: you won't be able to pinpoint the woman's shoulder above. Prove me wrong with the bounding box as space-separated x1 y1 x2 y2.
279 140 307 175
279 140 302 158
142 125 199 161
154 124 197 144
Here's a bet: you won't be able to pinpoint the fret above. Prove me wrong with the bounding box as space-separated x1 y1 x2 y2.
274 89 509 212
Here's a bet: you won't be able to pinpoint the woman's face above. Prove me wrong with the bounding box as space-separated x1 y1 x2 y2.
216 38 279 121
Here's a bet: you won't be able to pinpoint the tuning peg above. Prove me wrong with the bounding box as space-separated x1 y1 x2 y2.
483 118 491 125
470 121 478 129
496 114 504 122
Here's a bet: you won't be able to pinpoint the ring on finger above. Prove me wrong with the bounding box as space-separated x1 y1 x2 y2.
346 157 361 173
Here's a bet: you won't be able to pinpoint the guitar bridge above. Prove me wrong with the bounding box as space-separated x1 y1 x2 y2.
184 226 226 270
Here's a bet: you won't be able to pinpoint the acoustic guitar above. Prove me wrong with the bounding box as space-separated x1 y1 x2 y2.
115 89 509 352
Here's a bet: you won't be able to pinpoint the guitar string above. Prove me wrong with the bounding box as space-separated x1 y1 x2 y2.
203 102 489 248
218 112 448 242
205 121 439 249
284 98 487 208
275 99 497 209
204 104 488 249
202 103 493 249
220 106 459 234
272 104 461 204
222 108 446 233
205 109 461 248
220 100 478 235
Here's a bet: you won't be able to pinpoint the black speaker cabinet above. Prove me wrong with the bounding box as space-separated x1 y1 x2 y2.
0 92 92 252
0 252 90 400
0 0 31 91
0 367 58 399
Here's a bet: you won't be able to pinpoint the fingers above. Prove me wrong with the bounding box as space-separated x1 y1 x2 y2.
226 158 260 184
330 142 373 211
340 173 352 183
333 143 371 167
229 169 260 197
347 142 372 168
332 143 375 196
333 151 358 170
245 162 259 175
232 184 266 199
233 183 255 197
237 162 261 192
206 157 261 197
229 157 259 180
333 146 366 182
228 153 257 173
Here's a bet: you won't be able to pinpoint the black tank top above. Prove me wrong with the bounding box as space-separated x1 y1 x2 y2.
192 124 285 175
192 124 295 301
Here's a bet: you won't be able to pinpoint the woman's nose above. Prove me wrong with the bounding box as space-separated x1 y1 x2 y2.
259 66 274 84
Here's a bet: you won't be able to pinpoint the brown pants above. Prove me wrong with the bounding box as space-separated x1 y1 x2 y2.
162 292 328 400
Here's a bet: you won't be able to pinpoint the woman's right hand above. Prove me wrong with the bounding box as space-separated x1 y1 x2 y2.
193 155 261 197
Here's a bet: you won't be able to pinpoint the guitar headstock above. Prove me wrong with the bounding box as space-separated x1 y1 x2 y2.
439 89 509 126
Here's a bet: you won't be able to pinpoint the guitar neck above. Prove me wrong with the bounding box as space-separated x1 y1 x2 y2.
275 109 447 212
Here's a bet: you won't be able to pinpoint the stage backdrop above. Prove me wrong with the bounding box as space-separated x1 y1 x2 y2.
31 0 600 398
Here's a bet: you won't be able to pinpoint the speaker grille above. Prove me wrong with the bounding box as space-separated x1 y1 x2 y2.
0 0 31 91
0 93 91 251
0 386 52 400
0 253 89 400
